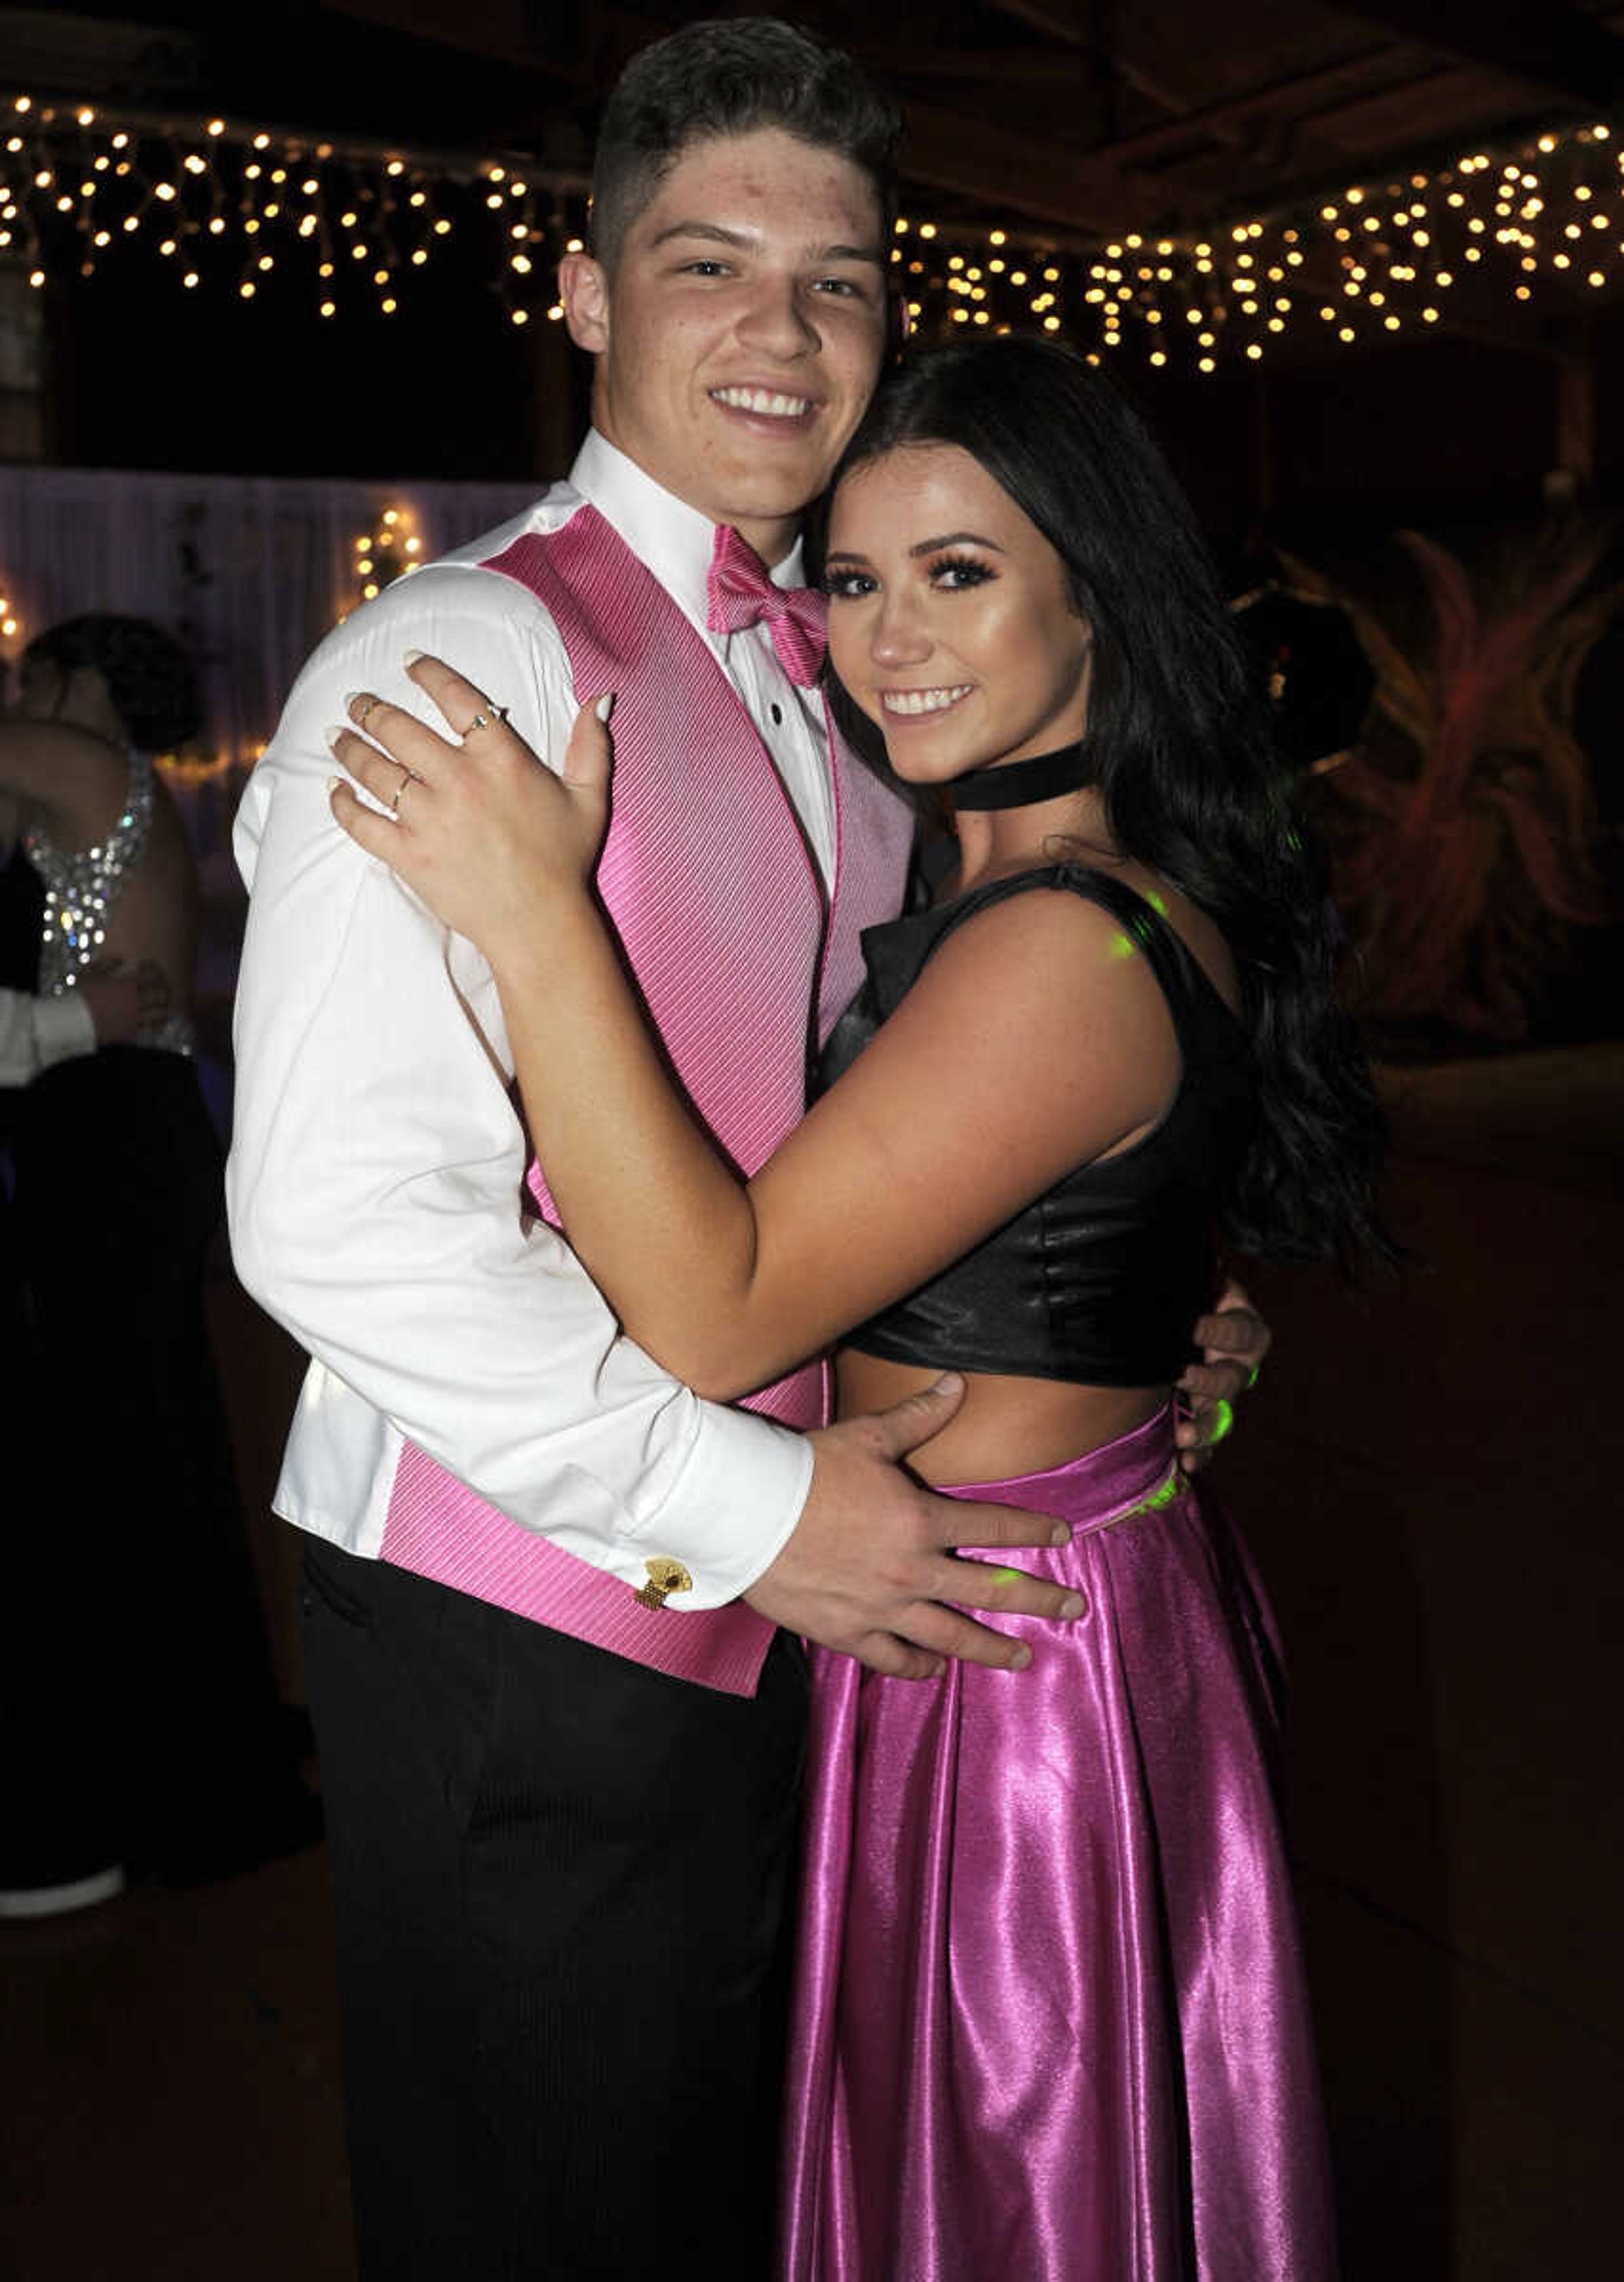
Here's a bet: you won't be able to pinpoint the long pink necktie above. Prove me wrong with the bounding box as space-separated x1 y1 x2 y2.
705 522 828 688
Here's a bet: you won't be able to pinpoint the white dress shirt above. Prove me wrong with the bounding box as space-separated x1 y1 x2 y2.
228 432 843 1607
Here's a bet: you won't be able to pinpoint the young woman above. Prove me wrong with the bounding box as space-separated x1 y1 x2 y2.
332 337 1382 2278
0 617 317 1913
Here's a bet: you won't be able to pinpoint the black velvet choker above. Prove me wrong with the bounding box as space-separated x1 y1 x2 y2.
950 739 1092 812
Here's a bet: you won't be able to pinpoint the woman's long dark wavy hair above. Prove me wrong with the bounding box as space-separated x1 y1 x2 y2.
816 334 1390 1266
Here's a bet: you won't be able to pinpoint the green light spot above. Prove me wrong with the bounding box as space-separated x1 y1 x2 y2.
989 1567 1022 1587
1109 931 1136 960
1144 888 1169 917
1211 1397 1235 1445
1141 1468 1182 1512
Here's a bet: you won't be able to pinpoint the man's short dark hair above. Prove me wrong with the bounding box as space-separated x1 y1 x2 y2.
25 613 201 751
590 17 902 268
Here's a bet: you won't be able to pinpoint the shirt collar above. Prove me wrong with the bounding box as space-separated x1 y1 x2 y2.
568 429 809 639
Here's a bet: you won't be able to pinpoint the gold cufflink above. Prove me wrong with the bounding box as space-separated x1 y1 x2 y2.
633 1556 694 1611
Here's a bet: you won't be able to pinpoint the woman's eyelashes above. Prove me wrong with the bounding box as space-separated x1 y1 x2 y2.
823 554 998 602
928 552 996 590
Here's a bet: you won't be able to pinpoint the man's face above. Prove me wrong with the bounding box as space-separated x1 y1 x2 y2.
561 128 889 562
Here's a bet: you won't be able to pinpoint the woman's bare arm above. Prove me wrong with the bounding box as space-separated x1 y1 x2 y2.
489 887 1178 1396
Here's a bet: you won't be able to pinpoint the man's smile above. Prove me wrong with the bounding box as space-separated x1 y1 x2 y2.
710 385 818 422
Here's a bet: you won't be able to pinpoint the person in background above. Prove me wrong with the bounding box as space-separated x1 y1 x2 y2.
0 614 317 1919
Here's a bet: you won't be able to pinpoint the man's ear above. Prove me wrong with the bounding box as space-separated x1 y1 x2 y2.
559 252 610 354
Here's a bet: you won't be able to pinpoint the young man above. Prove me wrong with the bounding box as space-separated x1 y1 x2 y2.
230 20 1265 2274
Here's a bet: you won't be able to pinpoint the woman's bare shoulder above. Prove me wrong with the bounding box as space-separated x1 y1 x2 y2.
873 868 1185 1118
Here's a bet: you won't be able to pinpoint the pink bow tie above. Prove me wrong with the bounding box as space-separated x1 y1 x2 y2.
705 523 828 688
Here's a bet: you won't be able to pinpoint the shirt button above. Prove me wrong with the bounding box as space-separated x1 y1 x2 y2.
770 702 783 727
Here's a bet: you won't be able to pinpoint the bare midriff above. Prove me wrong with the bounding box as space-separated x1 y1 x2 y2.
836 1347 1167 1490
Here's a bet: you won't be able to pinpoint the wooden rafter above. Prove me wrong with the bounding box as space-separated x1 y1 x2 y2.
979 0 1092 41
1325 1 1624 107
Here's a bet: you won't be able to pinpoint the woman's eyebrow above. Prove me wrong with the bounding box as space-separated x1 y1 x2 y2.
909 531 1004 556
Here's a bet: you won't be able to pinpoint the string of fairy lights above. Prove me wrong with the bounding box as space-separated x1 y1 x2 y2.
3 90 1623 371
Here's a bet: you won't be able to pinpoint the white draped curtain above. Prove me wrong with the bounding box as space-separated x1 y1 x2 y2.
0 464 537 857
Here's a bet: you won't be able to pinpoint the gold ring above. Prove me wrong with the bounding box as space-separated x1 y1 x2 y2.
390 768 412 817
464 702 510 736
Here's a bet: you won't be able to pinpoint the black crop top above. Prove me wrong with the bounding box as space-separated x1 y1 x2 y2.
812 865 1255 1387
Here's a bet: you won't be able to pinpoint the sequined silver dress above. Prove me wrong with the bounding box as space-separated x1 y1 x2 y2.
23 749 196 1054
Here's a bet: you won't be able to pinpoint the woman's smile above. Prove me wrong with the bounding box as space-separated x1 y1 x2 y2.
877 683 976 719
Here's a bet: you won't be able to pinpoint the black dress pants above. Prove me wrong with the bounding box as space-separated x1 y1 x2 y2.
301 1538 809 2281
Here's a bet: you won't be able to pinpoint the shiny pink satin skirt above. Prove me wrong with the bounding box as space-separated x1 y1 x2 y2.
781 1405 1338 2280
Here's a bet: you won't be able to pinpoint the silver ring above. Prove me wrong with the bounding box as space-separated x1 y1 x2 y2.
464 702 510 736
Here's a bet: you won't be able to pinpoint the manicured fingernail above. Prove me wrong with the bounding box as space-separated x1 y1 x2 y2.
1050 1522 1070 1546
930 1659 947 1679
343 691 365 709
403 648 425 665
1008 1643 1032 1671
932 1372 963 1397
595 691 615 723
1059 1593 1086 1621
324 725 346 752
326 775 344 795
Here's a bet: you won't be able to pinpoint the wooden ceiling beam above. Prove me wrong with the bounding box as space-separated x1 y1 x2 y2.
979 0 1092 42
1324 1 1624 107
1103 47 1416 165
899 97 1162 228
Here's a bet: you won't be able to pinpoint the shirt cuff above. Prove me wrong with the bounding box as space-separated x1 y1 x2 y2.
632 1398 815 1609
33 991 96 1070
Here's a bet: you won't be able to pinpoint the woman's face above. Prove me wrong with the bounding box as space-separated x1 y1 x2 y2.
823 442 1093 790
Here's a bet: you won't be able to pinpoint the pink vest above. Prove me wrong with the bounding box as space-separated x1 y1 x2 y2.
379 505 914 1694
